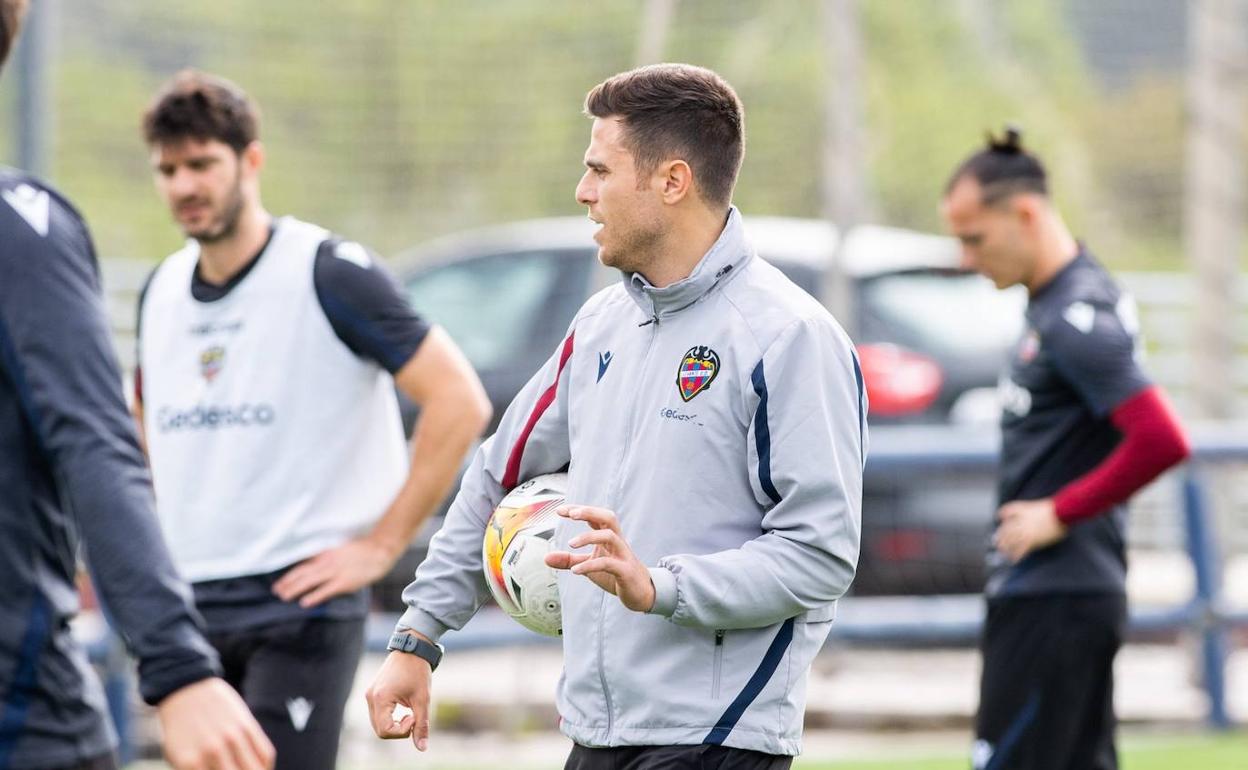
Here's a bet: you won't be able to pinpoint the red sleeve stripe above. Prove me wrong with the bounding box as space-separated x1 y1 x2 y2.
1053 385 1191 524
502 332 575 490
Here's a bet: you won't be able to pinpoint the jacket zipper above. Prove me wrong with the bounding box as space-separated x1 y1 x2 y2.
595 593 614 736
598 314 660 737
609 315 659 503
712 630 725 699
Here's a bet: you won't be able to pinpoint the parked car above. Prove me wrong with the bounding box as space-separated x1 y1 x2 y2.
375 216 1023 608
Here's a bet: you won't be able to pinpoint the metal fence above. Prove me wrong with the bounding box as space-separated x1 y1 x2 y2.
16 0 1248 422
96 258 1248 553
13 0 1243 760
88 423 1248 763
6 1 1238 269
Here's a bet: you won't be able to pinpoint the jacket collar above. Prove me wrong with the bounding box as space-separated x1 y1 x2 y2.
622 207 752 321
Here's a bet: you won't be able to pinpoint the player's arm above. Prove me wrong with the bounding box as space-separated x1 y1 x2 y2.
1050 386 1190 523
130 271 155 454
0 191 219 700
1044 300 1190 522
367 327 492 557
368 325 578 750
131 387 146 451
276 328 492 607
996 300 1190 560
647 318 866 630
274 240 491 607
0 182 273 770
396 326 576 639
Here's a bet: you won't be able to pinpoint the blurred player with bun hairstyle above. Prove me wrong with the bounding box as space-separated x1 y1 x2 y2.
943 128 1191 770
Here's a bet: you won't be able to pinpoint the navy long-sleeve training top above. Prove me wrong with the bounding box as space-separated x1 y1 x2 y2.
0 167 219 769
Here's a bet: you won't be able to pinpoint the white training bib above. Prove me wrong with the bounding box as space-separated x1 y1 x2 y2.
139 217 408 581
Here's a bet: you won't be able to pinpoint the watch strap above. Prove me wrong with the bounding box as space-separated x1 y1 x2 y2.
387 631 443 671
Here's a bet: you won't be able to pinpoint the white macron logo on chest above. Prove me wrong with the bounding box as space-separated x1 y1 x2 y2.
2 184 50 237
998 374 1032 418
1062 301 1096 334
286 697 314 732
333 241 371 268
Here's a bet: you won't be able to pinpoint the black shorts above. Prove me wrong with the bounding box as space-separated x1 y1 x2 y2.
975 593 1127 770
565 743 792 770
207 616 365 770
51 754 117 770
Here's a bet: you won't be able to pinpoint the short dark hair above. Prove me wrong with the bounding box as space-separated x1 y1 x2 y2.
0 0 29 71
585 63 745 209
142 70 259 154
945 126 1048 207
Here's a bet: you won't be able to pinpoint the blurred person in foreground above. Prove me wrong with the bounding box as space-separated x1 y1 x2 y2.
134 71 490 770
0 4 274 770
366 63 867 770
942 128 1191 770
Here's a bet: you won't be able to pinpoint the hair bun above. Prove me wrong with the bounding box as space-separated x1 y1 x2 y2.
986 124 1024 154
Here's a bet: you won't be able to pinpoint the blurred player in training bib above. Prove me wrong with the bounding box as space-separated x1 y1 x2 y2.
135 70 490 770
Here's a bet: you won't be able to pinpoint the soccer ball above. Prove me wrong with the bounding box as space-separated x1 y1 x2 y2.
482 472 565 637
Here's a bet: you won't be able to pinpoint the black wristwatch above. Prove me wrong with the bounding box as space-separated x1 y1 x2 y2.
386 631 444 671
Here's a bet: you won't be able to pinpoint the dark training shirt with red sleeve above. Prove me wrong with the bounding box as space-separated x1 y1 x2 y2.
989 247 1189 598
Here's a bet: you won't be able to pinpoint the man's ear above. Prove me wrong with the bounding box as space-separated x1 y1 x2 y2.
658 159 693 205
242 141 266 176
1013 193 1044 229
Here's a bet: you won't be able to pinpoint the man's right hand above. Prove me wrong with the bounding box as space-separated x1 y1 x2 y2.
365 649 434 751
157 677 275 770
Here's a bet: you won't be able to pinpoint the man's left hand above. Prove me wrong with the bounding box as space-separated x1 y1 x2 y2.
273 538 396 607
994 498 1067 563
545 505 655 613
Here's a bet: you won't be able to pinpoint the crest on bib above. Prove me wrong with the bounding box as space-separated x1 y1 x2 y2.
200 345 225 383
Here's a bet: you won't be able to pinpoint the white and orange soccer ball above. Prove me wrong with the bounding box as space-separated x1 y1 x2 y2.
482 472 565 637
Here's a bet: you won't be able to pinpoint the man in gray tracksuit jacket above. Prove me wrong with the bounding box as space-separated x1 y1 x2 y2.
368 64 865 768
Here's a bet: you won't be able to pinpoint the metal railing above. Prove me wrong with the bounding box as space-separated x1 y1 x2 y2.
89 423 1248 761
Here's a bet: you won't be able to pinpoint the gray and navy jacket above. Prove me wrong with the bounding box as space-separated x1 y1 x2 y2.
0 169 219 768
399 209 866 756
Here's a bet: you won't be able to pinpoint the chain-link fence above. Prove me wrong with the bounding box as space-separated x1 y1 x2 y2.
5 1 1240 390
0 1 1230 266
9 2 1248 758
9 0 1245 549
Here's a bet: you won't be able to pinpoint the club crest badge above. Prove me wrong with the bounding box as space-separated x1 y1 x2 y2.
676 345 719 402
200 345 225 383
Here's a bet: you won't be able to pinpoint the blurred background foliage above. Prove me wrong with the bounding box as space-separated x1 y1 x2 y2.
0 0 1221 270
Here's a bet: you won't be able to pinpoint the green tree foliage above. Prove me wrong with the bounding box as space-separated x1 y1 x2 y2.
9 0 1186 269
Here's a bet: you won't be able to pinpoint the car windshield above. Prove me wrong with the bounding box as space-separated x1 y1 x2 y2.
860 270 1026 355
406 250 567 370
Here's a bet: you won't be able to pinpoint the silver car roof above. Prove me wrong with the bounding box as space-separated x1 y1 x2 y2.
396 215 963 278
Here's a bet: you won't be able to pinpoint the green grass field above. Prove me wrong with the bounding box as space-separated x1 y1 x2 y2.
358 731 1248 770
788 732 1248 770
